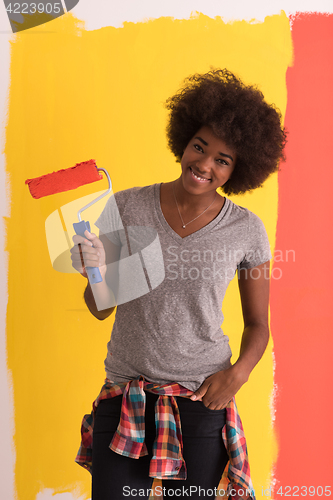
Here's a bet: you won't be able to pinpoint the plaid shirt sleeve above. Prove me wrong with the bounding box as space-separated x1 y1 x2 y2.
75 377 255 499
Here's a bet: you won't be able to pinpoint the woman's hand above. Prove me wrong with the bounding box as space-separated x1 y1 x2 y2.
70 229 107 279
190 365 247 410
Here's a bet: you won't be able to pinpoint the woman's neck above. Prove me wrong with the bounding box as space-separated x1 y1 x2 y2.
172 176 220 212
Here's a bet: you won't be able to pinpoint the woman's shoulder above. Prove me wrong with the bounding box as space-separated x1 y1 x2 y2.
110 184 158 218
114 183 156 201
226 198 264 224
226 203 271 258
95 184 157 233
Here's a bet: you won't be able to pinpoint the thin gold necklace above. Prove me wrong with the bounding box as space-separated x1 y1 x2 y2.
172 181 217 229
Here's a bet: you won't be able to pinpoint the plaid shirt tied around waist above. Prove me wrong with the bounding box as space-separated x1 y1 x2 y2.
75 376 255 497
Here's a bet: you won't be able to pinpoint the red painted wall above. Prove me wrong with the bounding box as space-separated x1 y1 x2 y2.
271 13 333 496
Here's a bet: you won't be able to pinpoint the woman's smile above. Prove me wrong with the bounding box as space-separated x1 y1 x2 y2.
189 167 211 183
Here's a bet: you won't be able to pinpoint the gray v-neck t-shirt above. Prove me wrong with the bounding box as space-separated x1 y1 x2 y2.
95 183 271 391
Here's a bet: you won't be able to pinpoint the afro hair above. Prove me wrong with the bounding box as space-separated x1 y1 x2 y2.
165 69 287 195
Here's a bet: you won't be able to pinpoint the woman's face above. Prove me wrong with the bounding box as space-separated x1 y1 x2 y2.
180 126 236 195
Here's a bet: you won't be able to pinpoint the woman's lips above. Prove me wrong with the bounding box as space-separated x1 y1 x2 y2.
189 167 211 183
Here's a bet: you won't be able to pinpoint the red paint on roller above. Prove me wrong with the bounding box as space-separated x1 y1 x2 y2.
25 159 102 199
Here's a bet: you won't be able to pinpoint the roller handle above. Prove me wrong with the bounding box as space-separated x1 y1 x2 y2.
73 220 102 284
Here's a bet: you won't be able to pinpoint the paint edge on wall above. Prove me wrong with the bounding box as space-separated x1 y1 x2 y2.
289 9 332 28
36 489 89 500
71 1 333 30
0 26 15 500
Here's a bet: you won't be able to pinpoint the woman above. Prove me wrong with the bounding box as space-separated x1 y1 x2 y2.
71 69 286 499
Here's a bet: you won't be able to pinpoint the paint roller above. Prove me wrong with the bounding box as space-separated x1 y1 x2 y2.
25 159 112 284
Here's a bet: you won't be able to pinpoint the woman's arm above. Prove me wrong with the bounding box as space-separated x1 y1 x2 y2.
234 261 270 379
191 261 270 409
71 230 120 321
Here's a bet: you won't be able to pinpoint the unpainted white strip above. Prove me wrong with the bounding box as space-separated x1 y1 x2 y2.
72 0 333 30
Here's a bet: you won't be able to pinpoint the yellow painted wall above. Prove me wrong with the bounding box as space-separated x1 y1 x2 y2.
5 12 292 499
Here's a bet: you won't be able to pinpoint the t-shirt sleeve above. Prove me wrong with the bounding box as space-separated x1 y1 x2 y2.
237 212 272 270
95 191 126 245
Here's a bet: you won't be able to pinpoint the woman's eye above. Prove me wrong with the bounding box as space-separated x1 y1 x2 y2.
217 158 228 166
194 144 203 152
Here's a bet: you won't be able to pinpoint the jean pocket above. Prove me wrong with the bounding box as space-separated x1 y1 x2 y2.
198 400 226 414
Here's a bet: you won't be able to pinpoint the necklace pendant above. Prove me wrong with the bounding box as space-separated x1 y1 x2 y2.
173 180 217 231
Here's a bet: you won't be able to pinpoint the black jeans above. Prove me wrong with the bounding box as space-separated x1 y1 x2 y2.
92 391 229 499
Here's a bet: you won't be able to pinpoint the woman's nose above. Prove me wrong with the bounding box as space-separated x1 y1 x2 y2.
196 156 213 171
